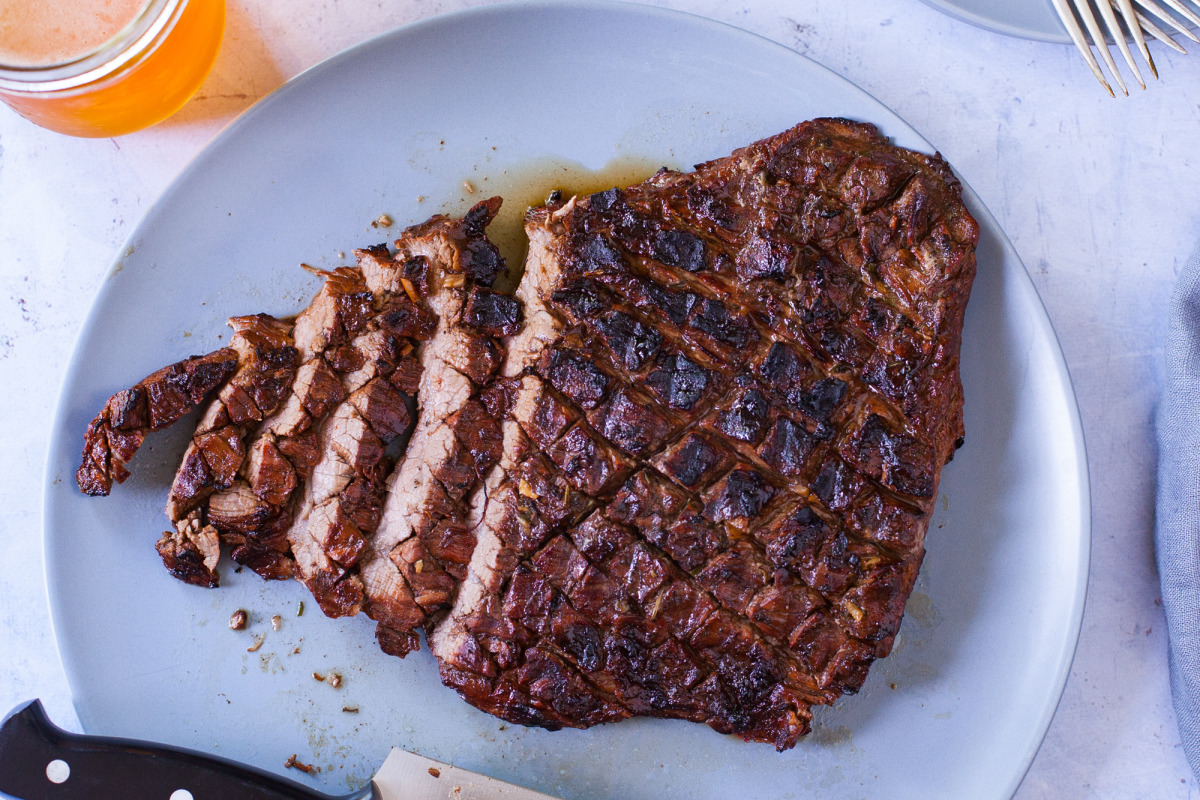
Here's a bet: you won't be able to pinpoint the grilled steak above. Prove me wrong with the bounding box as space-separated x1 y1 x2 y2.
77 118 976 751
431 119 978 749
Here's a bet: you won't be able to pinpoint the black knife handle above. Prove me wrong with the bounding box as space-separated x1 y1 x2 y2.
0 700 372 800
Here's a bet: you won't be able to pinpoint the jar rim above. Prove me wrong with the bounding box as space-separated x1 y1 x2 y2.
0 0 185 92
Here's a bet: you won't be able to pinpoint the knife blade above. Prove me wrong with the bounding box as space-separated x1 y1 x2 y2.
371 748 558 800
0 700 560 800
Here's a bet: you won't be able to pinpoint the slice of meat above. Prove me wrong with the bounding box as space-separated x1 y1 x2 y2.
359 198 512 655
157 313 299 585
155 511 221 588
250 263 430 608
164 314 298 523
77 349 238 496
432 119 978 750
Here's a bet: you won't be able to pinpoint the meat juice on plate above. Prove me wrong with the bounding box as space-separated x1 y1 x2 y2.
0 0 225 136
447 156 666 291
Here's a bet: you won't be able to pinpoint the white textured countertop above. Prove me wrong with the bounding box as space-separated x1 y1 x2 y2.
1 1 1194 797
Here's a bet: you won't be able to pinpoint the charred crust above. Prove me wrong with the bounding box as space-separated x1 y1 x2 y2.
464 287 524 337
155 523 220 588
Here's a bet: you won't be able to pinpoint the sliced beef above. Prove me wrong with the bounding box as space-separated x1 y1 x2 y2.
76 204 511 607
154 314 298 586
219 270 384 587
77 349 238 496
163 314 298 524
433 119 978 750
276 262 432 618
360 197 511 655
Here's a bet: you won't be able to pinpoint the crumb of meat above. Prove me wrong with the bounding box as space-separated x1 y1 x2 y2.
428 767 441 778
285 754 315 773
229 609 247 630
312 670 343 688
246 634 265 652
342 705 359 713
271 615 282 631
372 214 393 229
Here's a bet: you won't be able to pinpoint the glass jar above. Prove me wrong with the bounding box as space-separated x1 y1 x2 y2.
0 0 226 137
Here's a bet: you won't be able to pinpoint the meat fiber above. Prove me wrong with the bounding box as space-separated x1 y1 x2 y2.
431 119 978 749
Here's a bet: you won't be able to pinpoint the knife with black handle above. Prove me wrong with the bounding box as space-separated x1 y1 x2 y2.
0 700 557 800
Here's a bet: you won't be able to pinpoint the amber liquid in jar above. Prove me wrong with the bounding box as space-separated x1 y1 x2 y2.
0 0 225 137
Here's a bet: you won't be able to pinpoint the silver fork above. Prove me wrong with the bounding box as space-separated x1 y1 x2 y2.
1050 0 1200 94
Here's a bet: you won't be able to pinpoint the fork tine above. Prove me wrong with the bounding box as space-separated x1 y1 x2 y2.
1134 0 1200 42
1050 0 1116 94
1114 0 1158 77
1123 2 1189 53
1051 0 1113 94
1155 0 1200 27
1074 0 1131 94
1097 0 1148 87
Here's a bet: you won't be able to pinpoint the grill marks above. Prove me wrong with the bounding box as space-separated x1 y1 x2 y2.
434 119 977 750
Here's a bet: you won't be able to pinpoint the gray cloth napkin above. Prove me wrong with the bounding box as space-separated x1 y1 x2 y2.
1157 247 1200 780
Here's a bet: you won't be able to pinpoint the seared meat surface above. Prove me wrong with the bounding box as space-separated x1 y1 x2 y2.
432 119 978 749
77 119 977 751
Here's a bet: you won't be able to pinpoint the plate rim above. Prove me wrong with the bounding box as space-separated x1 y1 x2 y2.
40 2 1093 796
917 0 1072 44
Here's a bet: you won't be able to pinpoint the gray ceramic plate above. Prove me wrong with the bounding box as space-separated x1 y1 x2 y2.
920 0 1193 43
919 0 1070 42
43 3 1090 799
